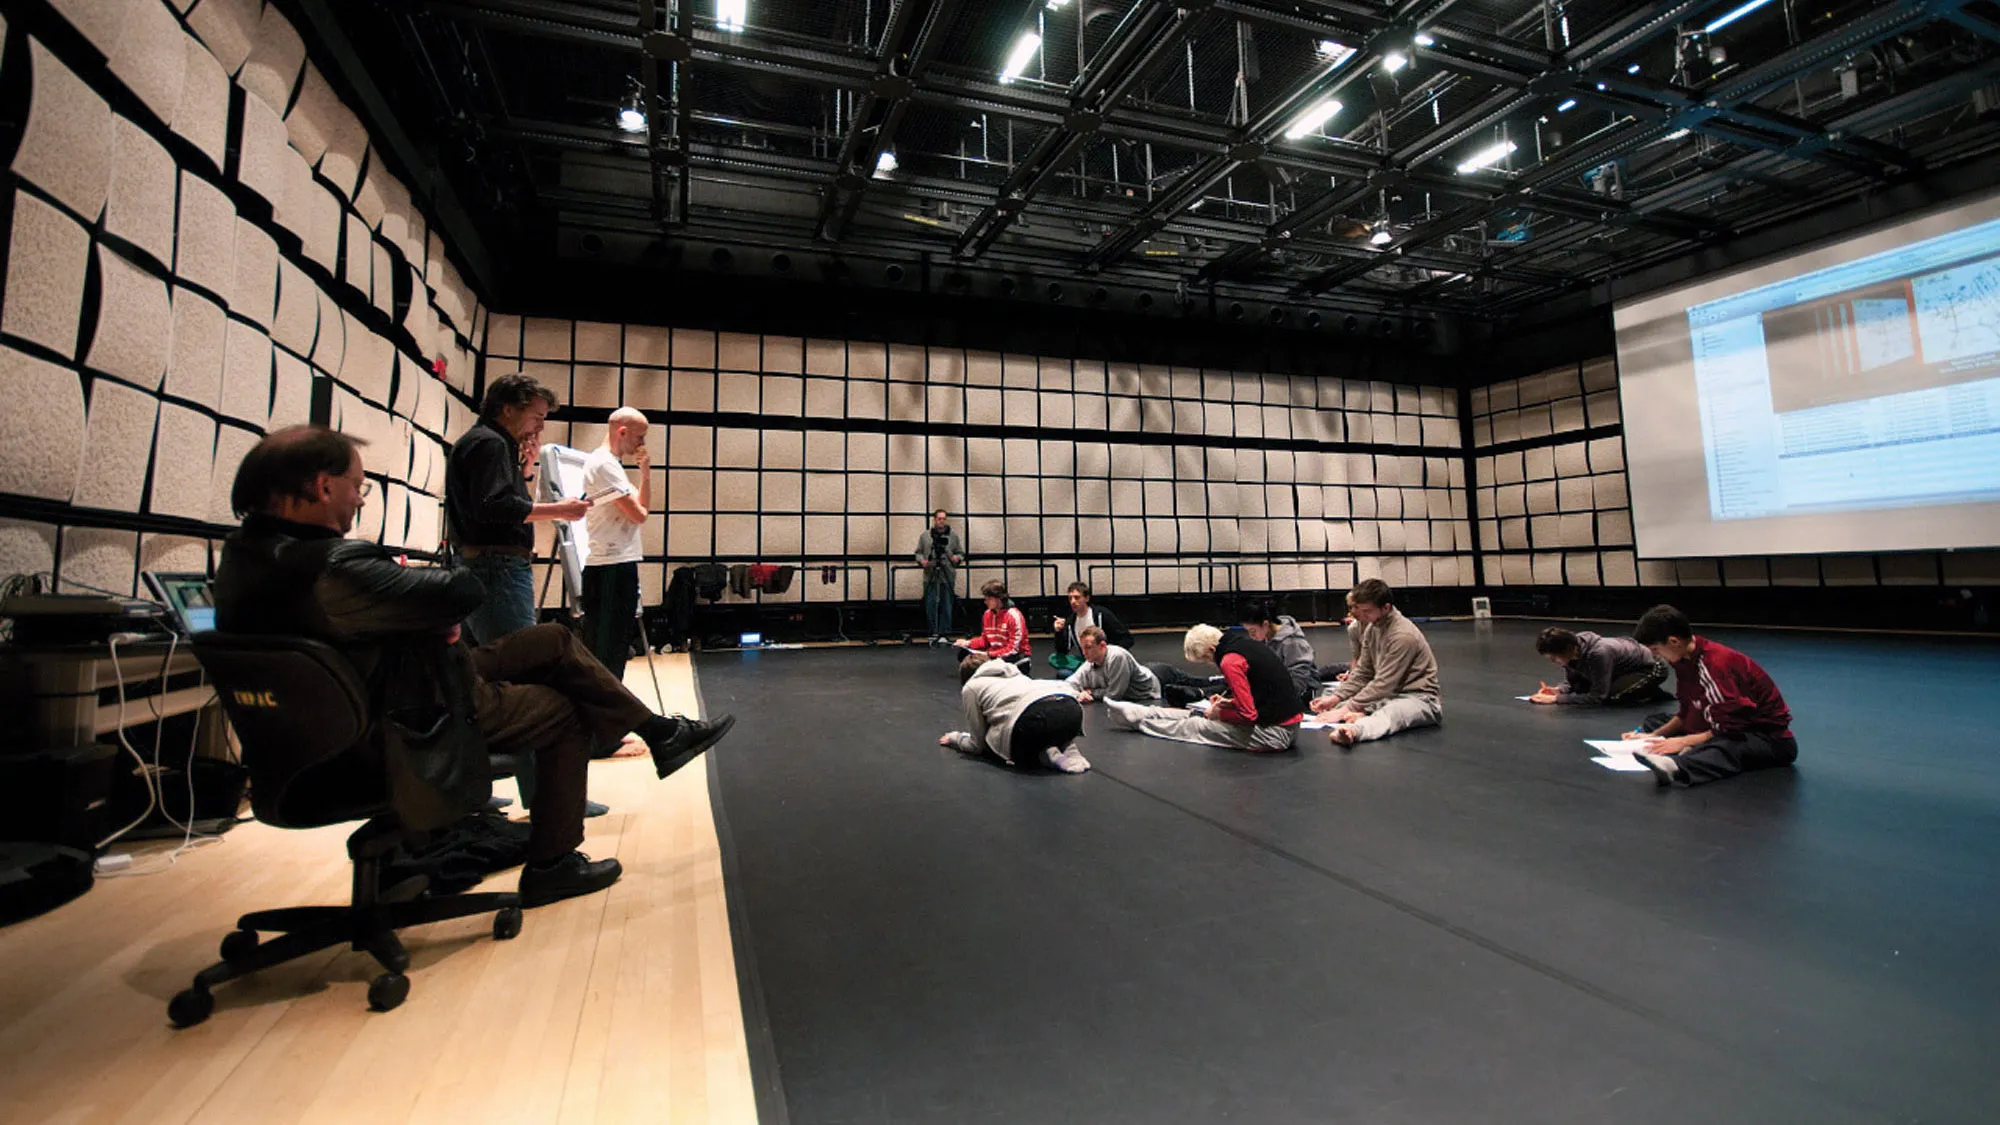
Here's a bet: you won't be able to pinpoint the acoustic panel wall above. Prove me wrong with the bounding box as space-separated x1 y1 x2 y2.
2 0 491 596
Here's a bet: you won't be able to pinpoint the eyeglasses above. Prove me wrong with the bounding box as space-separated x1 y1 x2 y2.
356 479 374 498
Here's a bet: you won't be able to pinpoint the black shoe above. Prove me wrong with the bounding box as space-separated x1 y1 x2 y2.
518 852 623 907
584 800 611 818
647 714 738 779
485 795 514 811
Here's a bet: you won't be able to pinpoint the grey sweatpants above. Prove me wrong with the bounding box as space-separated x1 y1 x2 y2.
1124 705 1297 752
1339 693 1442 743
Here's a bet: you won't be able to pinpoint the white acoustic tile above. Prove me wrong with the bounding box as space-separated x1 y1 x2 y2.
619 322 664 366
86 246 172 390
57 527 138 596
238 3 304 113
140 533 211 575
231 220 279 327
570 320 621 364
14 41 113 221
72 377 159 513
174 171 236 300
237 93 290 210
173 34 230 171
0 346 87 502
297 180 343 273
48 0 134 55
353 159 388 231
311 288 345 372
106 116 176 268
343 212 373 297
672 328 716 368
271 260 318 354
164 286 227 407
109 2 189 125
370 241 394 318
318 114 369 200
221 320 272 429
186 0 257 74
283 63 336 163
3 195 88 359
270 348 312 426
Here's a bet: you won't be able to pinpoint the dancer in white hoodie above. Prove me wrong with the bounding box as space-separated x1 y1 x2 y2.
938 653 1091 774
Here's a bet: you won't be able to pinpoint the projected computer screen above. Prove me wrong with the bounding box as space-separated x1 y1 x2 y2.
1614 191 2000 558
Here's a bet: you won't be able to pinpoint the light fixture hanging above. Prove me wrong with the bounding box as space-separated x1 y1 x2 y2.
999 32 1043 83
1282 99 1344 140
617 86 646 134
716 0 746 33
1382 52 1409 74
1456 140 1518 174
875 150 899 175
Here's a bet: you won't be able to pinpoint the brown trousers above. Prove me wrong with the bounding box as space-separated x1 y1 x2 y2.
468 624 653 862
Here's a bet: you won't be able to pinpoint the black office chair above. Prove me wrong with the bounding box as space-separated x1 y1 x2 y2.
168 634 523 1028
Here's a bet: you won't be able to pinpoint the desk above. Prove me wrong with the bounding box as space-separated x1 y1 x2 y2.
1 639 228 755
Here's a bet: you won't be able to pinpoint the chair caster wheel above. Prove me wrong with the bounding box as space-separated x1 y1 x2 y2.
169 988 214 1028
219 929 259 963
493 906 523 941
367 971 410 1012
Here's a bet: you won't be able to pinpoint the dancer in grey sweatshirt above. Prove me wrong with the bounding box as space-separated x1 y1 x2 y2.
1066 626 1162 704
939 654 1091 773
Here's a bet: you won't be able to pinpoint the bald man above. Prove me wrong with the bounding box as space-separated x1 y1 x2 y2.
580 407 651 690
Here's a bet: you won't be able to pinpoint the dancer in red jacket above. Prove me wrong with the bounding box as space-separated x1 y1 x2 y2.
955 579 1031 674
1623 604 1798 787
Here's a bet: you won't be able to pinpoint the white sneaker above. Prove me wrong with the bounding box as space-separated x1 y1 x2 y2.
1633 752 1685 787
1102 699 1144 730
1046 744 1091 773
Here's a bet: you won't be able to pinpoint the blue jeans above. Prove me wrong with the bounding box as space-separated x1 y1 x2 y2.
462 554 536 646
923 577 954 637
461 553 542 805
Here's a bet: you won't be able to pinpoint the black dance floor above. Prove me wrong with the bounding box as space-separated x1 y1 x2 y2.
699 620 2000 1125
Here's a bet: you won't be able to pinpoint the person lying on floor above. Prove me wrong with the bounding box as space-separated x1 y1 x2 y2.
942 579 1032 673
1237 598 1322 710
1065 625 1162 705
1621 605 1797 788
1104 625 1302 752
1309 579 1441 747
1527 626 1671 706
938 653 1090 773
214 425 737 909
1048 581 1133 674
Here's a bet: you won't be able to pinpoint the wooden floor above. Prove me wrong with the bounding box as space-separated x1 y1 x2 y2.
0 654 758 1125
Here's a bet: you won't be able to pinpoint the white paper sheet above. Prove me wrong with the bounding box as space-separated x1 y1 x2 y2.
1592 756 1653 772
1585 738 1655 754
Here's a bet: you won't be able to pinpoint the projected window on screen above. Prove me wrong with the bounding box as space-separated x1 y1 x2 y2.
1687 217 2000 521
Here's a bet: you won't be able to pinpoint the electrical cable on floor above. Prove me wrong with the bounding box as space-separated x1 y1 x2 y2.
95 633 226 876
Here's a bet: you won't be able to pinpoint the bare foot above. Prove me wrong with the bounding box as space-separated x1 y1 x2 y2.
1330 725 1359 746
606 733 650 759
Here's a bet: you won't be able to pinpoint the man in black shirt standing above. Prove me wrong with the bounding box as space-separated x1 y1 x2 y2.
445 373 592 646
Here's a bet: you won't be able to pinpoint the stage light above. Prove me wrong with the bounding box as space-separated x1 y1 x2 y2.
1413 33 1435 47
1382 52 1409 74
999 32 1042 84
875 150 898 175
1627 63 1641 73
617 106 645 133
1370 228 1394 246
1316 40 1356 66
1282 99 1343 140
1456 140 1517 174
1705 0 1773 34
1557 99 1577 112
716 0 746 33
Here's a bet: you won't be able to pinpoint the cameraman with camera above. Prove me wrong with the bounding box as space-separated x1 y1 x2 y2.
913 509 965 641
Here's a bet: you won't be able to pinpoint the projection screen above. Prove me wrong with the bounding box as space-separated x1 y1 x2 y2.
1615 191 2000 558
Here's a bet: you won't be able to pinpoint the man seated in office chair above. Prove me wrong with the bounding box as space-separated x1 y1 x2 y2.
213 426 736 908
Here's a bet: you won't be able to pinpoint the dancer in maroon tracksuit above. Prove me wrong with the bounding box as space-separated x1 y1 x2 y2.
1623 604 1798 787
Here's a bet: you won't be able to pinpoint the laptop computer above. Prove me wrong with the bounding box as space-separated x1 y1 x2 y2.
142 572 217 637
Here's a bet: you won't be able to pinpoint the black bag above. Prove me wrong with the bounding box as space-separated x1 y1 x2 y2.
374 640 492 832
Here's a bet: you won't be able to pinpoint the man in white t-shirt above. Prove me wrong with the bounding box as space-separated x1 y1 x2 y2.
579 407 651 694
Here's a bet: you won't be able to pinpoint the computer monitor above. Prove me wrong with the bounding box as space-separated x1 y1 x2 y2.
142 572 216 636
